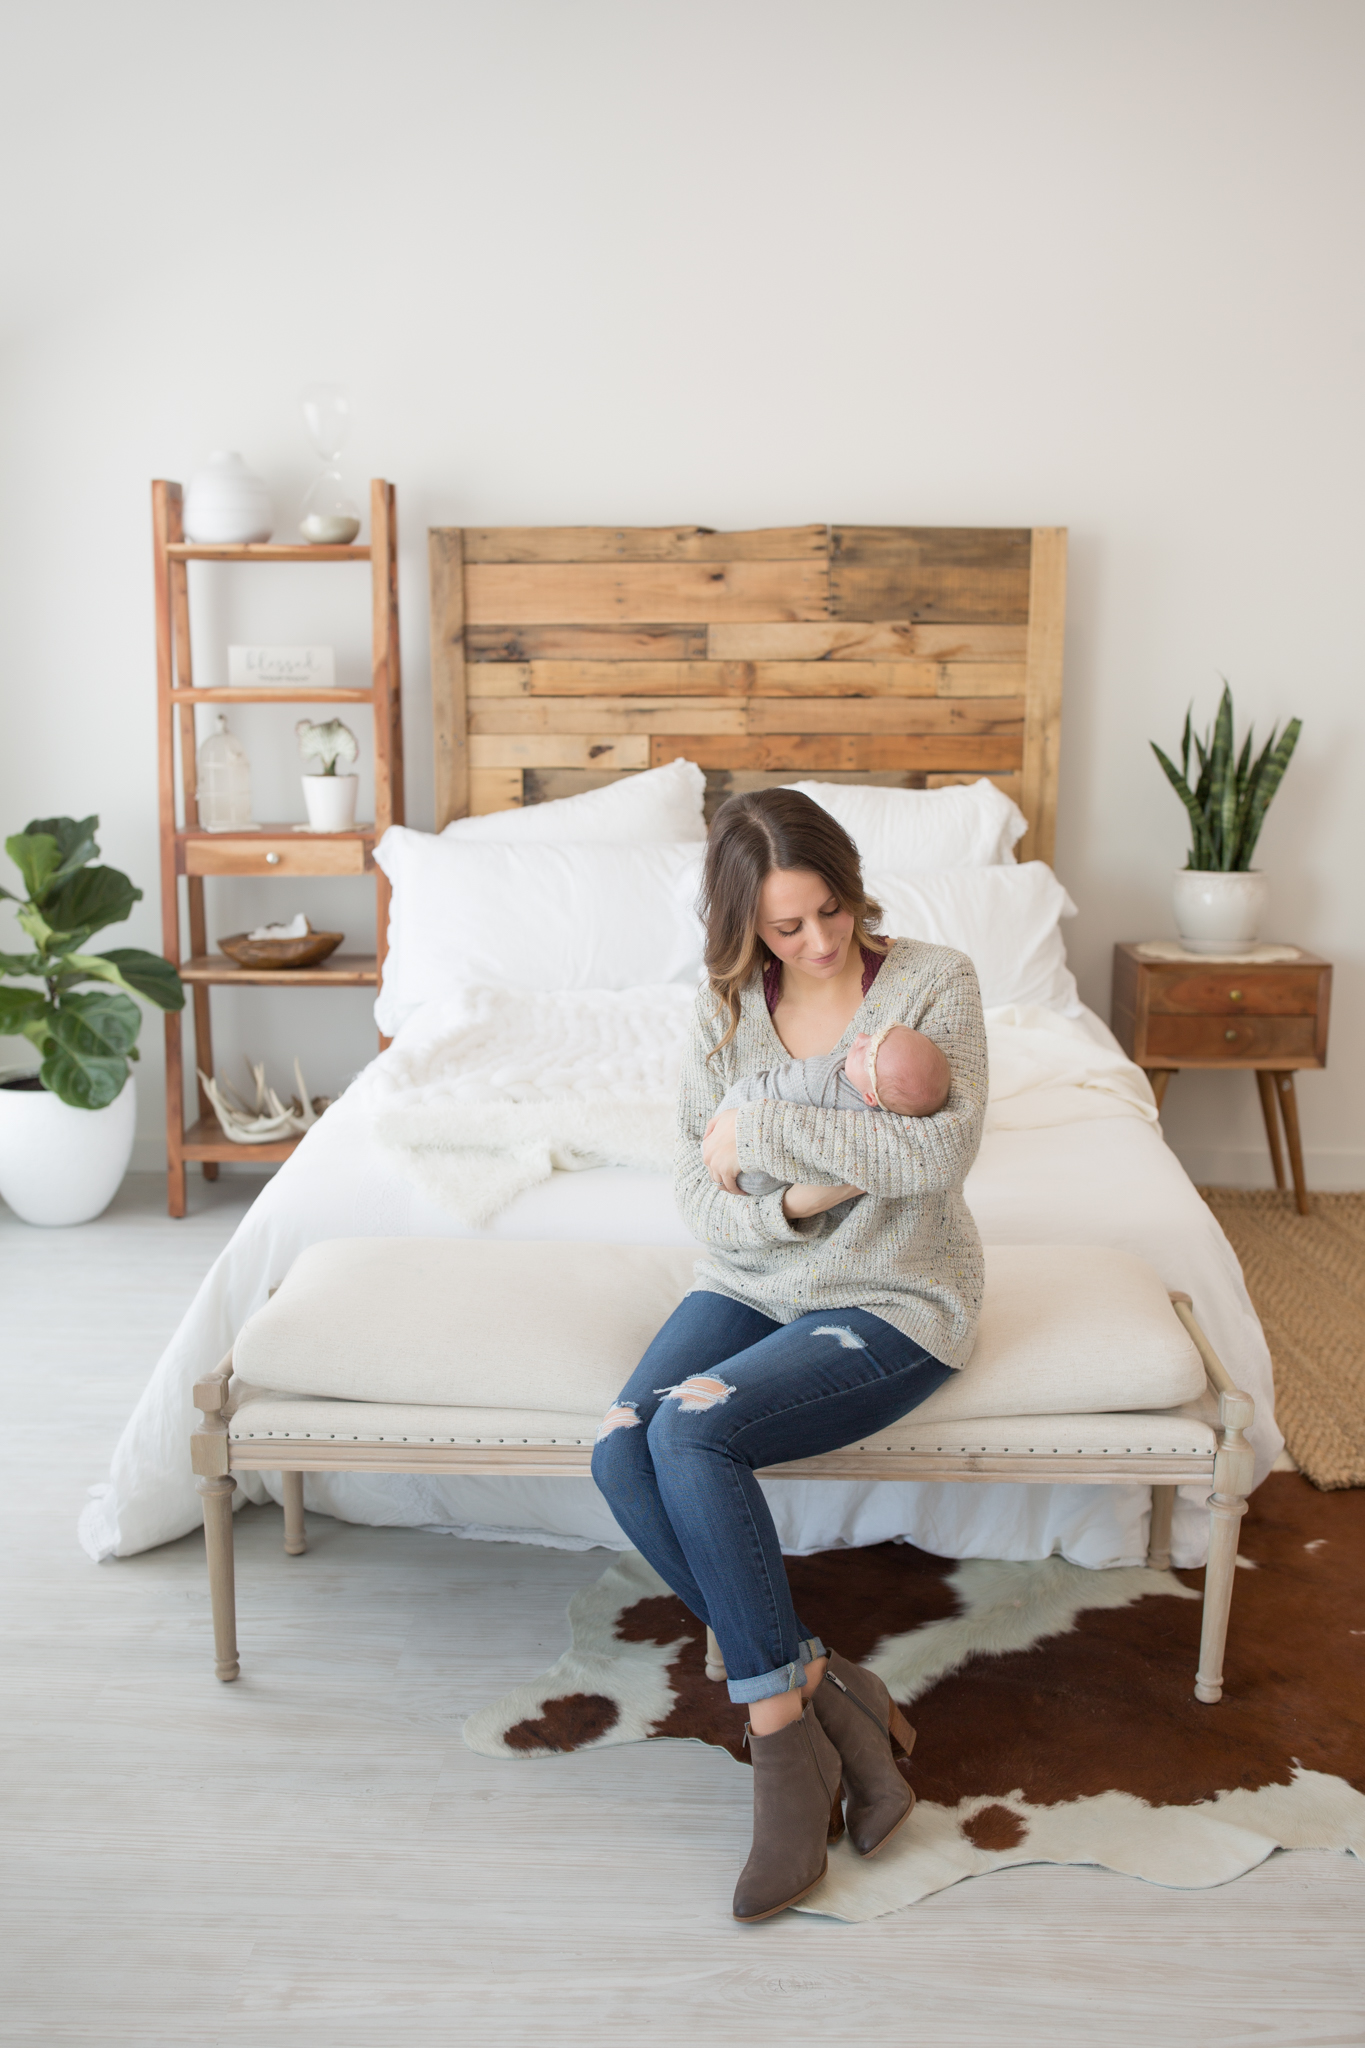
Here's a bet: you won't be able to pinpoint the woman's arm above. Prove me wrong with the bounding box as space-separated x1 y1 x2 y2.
674 994 835 1248
731 956 987 1200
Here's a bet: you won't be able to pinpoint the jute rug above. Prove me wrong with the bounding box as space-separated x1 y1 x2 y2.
463 1475 1365 1921
1201 1189 1365 1489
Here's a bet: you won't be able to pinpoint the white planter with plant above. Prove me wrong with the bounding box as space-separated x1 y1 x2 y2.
1151 684 1301 952
0 816 184 1225
297 718 359 831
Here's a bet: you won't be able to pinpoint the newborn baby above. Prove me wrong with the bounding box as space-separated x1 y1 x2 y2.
715 1024 951 1198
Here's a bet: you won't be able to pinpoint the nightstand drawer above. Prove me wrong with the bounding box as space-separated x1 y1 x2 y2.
1144 1014 1317 1063
1146 969 1321 1017
181 835 371 877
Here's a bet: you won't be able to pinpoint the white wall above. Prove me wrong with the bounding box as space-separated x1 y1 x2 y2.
2 0 1362 1182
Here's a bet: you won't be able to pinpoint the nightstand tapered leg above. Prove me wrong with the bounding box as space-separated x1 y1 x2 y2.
1255 1071 1287 1190
1144 1068 1174 1112
1275 1073 1310 1215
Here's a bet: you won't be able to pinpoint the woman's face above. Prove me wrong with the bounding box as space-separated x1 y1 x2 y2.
756 867 855 981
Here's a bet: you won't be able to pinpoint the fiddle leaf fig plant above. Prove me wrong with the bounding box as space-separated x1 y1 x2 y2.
296 718 358 775
0 815 184 1108
1151 681 1302 872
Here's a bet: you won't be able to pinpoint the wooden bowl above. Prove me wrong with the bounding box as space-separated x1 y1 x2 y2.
217 930 345 970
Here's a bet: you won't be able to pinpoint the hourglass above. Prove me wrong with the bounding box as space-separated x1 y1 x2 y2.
298 383 361 544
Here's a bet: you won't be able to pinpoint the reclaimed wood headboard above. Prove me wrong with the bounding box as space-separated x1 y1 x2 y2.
428 524 1065 863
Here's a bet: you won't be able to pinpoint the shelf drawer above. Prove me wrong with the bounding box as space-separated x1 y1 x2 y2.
1144 1014 1318 1064
182 836 370 877
1146 969 1321 1017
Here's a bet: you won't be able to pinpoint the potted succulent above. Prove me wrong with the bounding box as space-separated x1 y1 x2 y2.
1151 683 1302 952
297 717 359 831
0 816 184 1225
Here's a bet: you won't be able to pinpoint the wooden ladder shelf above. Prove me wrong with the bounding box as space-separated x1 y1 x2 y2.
152 478 403 1216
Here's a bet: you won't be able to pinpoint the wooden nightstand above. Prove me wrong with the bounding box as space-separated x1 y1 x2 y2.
1112 943 1332 1214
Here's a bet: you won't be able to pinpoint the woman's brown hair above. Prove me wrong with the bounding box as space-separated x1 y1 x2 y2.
700 788 886 1056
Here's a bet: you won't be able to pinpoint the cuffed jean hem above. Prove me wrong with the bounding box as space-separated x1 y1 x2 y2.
725 1636 829 1706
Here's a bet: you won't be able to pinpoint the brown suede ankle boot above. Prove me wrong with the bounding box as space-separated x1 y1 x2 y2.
810 1649 917 1856
731 1703 844 1922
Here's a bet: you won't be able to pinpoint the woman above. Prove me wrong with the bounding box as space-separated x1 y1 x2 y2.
591 789 987 1920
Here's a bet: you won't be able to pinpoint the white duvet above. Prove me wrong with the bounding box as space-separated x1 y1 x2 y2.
80 993 1277 1573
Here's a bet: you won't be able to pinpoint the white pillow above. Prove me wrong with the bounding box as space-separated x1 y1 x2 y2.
786 777 1026 869
868 864 1080 1013
441 756 706 843
373 831 705 1035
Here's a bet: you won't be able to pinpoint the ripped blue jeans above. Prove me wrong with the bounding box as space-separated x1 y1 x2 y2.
590 1290 954 1704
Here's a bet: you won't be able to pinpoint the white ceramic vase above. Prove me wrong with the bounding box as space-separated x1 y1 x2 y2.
183 452 274 545
1172 869 1269 953
301 774 358 831
0 1074 136 1226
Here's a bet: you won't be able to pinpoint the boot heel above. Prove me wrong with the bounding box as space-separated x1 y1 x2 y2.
828 1783 846 1843
886 1702 917 1761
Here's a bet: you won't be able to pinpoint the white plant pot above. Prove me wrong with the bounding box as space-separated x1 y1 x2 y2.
0 1074 136 1226
1172 869 1269 953
301 773 358 831
183 451 274 544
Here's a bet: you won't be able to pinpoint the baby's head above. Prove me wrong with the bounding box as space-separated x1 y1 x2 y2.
845 1026 950 1118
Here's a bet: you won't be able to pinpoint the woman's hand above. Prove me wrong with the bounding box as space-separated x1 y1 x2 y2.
781 1182 862 1219
702 1109 742 1191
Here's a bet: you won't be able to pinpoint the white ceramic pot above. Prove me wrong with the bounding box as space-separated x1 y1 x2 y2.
0 1073 136 1226
301 774 358 831
1172 869 1269 953
183 451 274 544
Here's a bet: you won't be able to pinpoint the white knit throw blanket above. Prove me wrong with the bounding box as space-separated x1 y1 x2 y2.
365 986 1156 1227
365 984 696 1225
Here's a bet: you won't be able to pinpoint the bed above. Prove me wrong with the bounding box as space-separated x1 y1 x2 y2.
81 523 1280 1575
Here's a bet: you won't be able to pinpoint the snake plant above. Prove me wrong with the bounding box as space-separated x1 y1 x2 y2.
1151 683 1301 873
0 816 184 1107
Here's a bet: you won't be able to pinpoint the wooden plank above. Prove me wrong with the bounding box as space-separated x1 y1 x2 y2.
164 542 370 561
830 526 1032 623
1018 526 1067 864
469 734 652 770
468 769 524 815
428 526 466 828
742 697 1024 737
652 736 1023 772
461 525 828 562
522 769 637 806
470 697 1023 739
467 659 1025 699
707 620 1028 661
370 480 404 833
466 623 709 661
464 560 830 624
469 698 748 737
178 953 379 986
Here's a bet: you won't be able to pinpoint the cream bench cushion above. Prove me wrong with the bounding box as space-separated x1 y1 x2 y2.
231 1238 1204 1423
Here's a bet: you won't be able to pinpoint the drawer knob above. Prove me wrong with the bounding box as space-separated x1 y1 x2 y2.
265 851 281 866
1224 1027 1238 1041
1229 988 1243 1001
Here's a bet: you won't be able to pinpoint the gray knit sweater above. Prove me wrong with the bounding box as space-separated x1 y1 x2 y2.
675 938 987 1369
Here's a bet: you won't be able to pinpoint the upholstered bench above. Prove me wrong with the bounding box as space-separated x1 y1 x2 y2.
192 1240 1255 1704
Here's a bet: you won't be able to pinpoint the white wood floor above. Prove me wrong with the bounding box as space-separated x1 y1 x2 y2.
3 1172 1363 2047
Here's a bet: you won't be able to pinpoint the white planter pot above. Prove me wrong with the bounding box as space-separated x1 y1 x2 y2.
183 451 273 544
0 1074 136 1226
302 774 358 831
1172 869 1269 953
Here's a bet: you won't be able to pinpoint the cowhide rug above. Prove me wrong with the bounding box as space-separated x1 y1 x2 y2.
463 1475 1365 1920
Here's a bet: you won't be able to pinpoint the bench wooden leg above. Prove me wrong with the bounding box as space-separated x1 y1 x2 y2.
282 1470 307 1555
1147 1483 1176 1571
704 1626 727 1682
197 1474 239 1682
1194 1383 1255 1703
